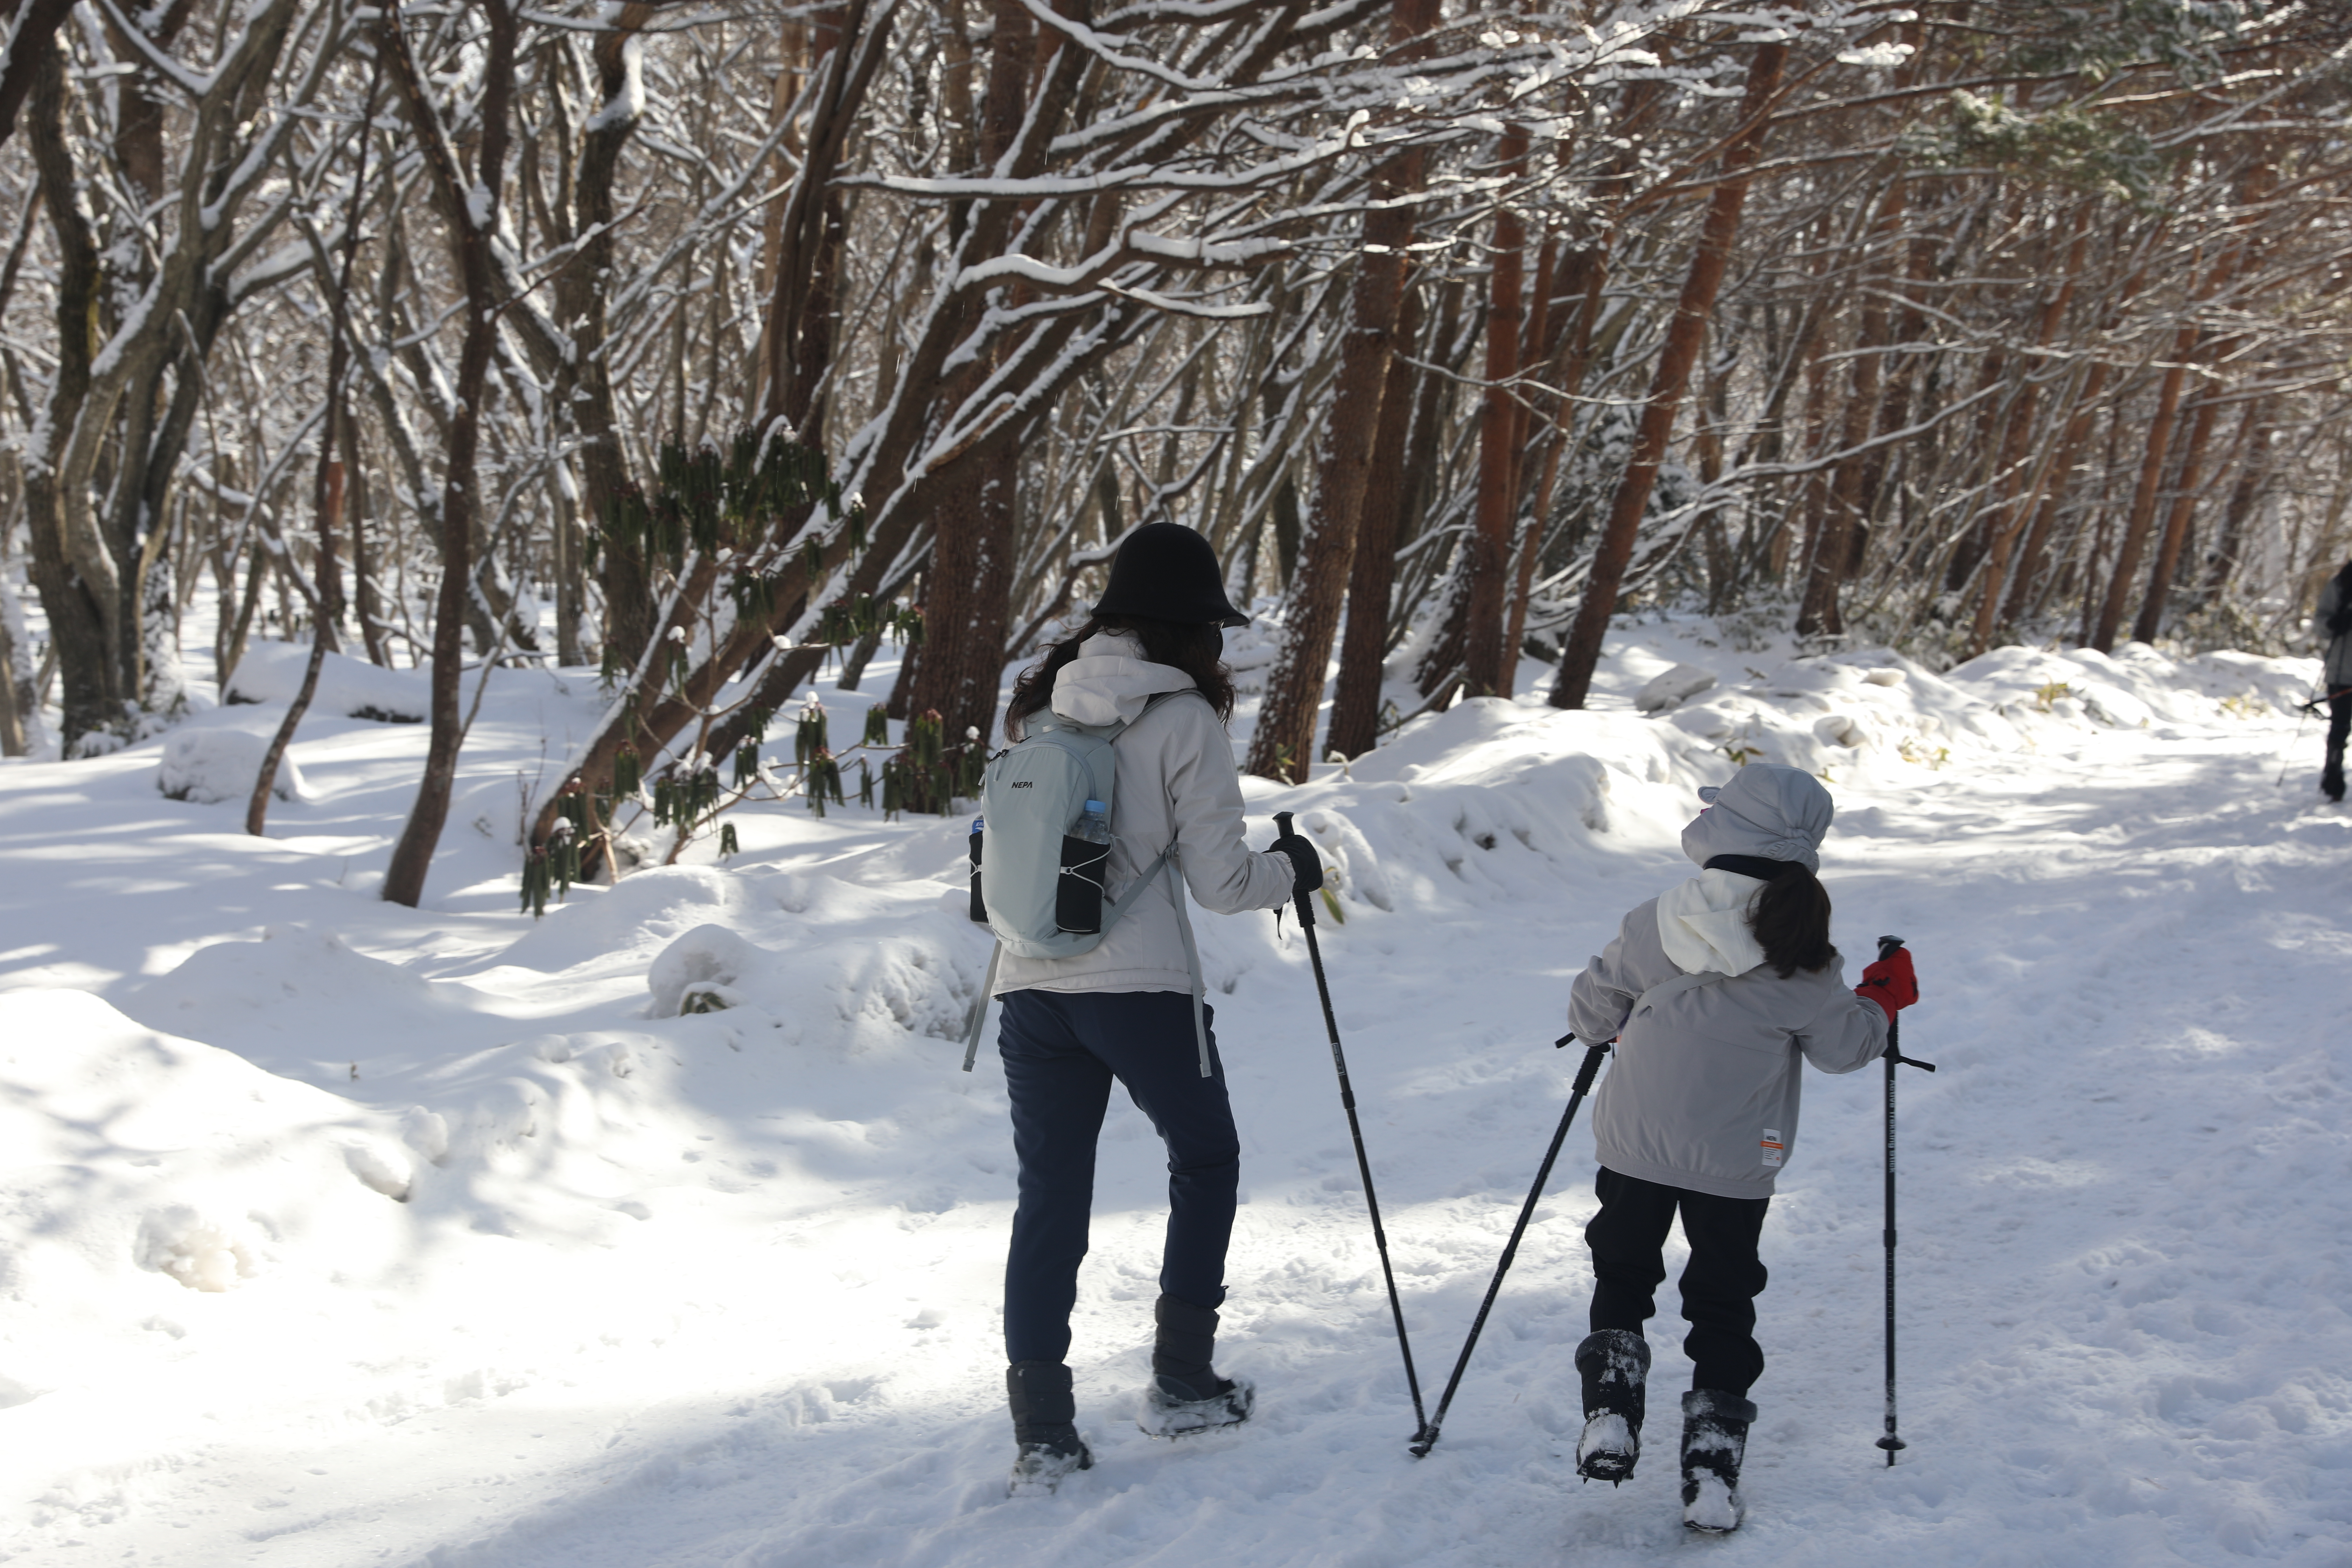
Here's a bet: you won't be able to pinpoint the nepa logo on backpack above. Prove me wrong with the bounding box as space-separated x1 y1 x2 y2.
971 691 1195 960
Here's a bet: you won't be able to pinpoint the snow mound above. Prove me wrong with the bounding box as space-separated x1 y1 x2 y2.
129 925 519 1083
0 990 413 1310
222 639 426 721
156 726 307 804
648 923 768 1016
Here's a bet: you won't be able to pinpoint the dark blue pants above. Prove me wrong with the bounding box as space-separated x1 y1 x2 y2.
1585 1166 1771 1396
998 989 1238 1365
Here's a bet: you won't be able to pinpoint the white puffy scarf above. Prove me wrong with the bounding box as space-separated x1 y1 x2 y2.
1654 869 1770 977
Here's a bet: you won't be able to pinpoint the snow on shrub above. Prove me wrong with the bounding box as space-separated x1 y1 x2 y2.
135 1206 261 1292
647 922 768 1017
342 1141 415 1202
158 727 308 805
1634 663 1717 713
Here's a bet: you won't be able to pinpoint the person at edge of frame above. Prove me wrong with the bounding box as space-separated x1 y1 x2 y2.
2312 555 2352 803
988 522 1322 1494
1559 762 1919 1534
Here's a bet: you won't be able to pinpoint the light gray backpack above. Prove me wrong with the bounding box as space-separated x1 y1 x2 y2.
961 690 1212 1074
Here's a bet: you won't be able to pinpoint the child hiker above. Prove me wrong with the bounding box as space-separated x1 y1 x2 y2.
1563 763 1918 1533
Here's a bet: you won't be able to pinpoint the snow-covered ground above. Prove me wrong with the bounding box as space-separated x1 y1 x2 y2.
2 618 2348 1567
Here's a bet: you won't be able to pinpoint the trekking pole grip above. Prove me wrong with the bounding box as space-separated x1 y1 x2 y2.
1273 810 1314 928
1874 934 1936 1072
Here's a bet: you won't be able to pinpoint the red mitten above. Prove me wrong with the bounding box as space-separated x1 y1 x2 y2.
1856 946 1918 1017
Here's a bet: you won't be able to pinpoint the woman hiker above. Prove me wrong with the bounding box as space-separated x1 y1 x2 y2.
988 523 1320 1493
2312 555 2352 802
1563 762 1918 1533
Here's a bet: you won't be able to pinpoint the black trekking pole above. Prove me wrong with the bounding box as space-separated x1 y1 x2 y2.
1874 934 1936 1466
1274 810 1428 1443
1408 1030 1612 1460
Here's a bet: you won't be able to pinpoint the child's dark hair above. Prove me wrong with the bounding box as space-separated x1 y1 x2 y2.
1003 615 1237 741
1749 862 1838 977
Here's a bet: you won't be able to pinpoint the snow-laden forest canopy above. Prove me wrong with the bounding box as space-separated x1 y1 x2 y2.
4 3 2352 1563
2 2 2350 846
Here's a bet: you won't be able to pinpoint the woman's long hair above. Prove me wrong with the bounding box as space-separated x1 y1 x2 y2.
1748 862 1838 978
1003 615 1237 741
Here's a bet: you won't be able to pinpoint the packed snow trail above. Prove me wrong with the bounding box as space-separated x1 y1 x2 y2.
1 628 2347 1567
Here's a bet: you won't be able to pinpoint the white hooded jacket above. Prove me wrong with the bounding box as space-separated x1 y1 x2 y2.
994 632 1294 996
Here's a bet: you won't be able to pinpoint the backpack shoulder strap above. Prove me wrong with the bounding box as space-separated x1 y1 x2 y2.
960 940 1004 1072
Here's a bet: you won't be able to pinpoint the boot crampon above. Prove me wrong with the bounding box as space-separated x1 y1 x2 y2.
1138 1294 1254 1438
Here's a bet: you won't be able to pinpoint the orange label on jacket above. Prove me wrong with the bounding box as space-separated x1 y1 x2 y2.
1759 1129 1784 1169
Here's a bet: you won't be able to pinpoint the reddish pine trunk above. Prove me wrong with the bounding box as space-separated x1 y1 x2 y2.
1797 182 1904 638
2131 390 2224 644
909 444 1018 746
2090 325 2196 652
1500 238 1561 677
1462 126 1528 698
1969 214 2090 655
1325 282 1426 761
1247 0 1440 780
1551 42 1786 709
905 0 1034 749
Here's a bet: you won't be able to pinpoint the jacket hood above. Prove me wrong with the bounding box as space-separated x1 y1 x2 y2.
1681 762 1835 872
1655 870 1770 977
1050 631 1196 726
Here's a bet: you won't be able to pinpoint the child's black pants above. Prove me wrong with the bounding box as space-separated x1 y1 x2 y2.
1584 1165 1770 1396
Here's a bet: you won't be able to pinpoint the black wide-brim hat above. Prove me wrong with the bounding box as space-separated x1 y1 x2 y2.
1092 522 1250 628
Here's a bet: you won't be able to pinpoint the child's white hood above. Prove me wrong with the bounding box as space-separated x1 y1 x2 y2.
1050 632 1196 726
1654 868 1770 976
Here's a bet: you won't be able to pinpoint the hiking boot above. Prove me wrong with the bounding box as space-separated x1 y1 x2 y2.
1006 1361 1093 1496
1680 1387 1757 1533
1573 1329 1650 1484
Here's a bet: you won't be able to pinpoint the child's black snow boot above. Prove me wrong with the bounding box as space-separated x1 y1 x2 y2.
1006 1361 1093 1496
1679 1388 1757 1533
1139 1293 1254 1437
1573 1328 1650 1483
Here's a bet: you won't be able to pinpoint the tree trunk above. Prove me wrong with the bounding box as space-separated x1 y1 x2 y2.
2200 399 2275 603
1325 279 1424 760
895 0 1034 749
1798 179 1906 638
251 79 374 833
1461 124 1527 698
2090 324 2196 652
380 0 516 907
0 0 76 160
908 441 1018 746
21 35 117 749
2131 388 2224 644
1968 211 2090 655
1246 0 1440 780
1550 41 1786 709
1499 237 1559 683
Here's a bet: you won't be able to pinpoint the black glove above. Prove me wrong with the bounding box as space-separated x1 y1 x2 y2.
1269 832 1323 898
